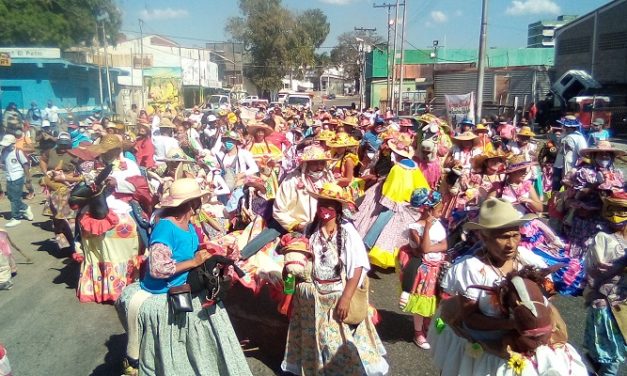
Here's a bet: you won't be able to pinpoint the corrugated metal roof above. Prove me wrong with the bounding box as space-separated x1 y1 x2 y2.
366 48 555 78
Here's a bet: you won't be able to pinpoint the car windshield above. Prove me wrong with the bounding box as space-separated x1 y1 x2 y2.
288 96 309 106
209 96 222 106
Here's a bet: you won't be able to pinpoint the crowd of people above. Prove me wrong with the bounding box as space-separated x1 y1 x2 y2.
0 99 625 376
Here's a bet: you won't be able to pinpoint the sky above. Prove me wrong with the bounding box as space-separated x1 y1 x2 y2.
116 0 613 50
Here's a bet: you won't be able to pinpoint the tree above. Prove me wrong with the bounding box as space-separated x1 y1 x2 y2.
226 0 330 94
330 30 385 89
0 0 121 49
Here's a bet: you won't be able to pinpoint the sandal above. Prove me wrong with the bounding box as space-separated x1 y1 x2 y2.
413 331 431 350
399 292 410 310
122 358 139 376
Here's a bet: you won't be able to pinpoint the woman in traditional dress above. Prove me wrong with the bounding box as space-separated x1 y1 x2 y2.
116 178 252 376
584 193 627 376
76 134 142 303
282 183 389 375
429 198 588 376
444 131 482 174
354 137 430 269
473 123 494 153
246 122 283 199
40 133 81 251
327 133 363 201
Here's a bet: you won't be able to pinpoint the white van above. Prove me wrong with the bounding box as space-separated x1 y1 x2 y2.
285 93 312 108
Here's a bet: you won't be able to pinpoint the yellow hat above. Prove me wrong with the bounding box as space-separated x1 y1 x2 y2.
327 133 359 148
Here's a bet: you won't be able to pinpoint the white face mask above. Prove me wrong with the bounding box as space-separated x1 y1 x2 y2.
307 170 325 181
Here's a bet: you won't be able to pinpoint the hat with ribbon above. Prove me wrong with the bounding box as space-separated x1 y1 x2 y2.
557 115 581 128
159 118 176 129
474 124 489 133
157 178 209 208
505 154 535 174
277 232 311 255
464 198 535 231
341 117 359 128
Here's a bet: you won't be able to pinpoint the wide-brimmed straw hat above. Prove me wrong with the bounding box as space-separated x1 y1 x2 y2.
453 131 478 142
308 182 355 206
327 133 359 148
505 154 534 174
300 145 331 162
602 192 627 224
464 198 535 231
387 138 414 159
471 149 510 171
86 134 123 154
159 118 175 129
579 140 626 157
247 122 274 137
277 232 311 255
314 129 336 142
341 117 359 128
517 126 536 138
157 178 209 208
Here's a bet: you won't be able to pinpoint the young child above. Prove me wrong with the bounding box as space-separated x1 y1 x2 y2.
0 230 18 290
398 188 448 349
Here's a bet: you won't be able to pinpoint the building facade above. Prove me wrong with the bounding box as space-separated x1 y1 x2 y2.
554 0 627 90
527 15 578 48
0 47 122 117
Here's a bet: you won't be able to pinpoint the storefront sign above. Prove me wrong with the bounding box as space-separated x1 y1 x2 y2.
0 53 10 67
0 48 61 59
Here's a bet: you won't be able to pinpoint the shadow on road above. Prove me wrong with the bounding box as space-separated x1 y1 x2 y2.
51 258 80 289
375 309 414 343
89 333 126 376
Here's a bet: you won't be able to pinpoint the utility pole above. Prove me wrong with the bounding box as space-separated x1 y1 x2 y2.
139 18 145 109
94 23 103 109
397 0 407 115
390 0 400 112
476 0 489 123
373 2 397 109
354 27 376 110
101 22 113 112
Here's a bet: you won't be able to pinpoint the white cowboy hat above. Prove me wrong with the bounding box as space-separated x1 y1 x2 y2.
464 198 535 231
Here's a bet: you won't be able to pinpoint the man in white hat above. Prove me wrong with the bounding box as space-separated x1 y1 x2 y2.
152 118 180 169
0 134 34 227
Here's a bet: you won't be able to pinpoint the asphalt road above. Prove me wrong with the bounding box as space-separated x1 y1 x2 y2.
0 188 592 376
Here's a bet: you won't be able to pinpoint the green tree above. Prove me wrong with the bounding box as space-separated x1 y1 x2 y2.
330 30 385 87
0 0 121 49
226 0 330 94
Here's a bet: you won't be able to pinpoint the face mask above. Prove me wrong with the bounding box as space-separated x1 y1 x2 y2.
307 170 324 181
597 158 611 168
316 206 337 224
224 141 235 151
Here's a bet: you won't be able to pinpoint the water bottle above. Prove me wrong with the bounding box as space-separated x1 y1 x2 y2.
284 273 295 295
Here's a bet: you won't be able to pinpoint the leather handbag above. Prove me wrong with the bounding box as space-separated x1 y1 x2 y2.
167 284 193 313
344 277 369 325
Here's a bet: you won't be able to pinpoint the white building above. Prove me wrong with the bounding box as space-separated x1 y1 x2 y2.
76 34 221 113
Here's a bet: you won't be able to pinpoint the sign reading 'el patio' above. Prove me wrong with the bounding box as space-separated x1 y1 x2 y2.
0 48 61 60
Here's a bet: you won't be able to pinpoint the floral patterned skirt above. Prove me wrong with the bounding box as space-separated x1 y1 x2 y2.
282 282 389 376
77 211 140 303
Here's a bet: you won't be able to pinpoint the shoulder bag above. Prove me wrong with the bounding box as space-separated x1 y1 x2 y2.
343 276 369 325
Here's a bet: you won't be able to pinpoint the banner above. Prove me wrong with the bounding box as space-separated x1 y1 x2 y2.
445 92 475 127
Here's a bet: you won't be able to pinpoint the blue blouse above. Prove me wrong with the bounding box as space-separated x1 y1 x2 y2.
140 219 199 294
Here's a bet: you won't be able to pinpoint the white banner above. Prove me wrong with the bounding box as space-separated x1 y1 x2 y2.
445 92 475 126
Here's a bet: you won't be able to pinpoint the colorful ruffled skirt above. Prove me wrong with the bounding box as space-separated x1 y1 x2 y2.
584 305 627 364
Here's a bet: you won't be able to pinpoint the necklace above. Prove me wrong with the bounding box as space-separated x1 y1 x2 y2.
483 252 518 278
